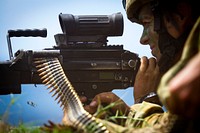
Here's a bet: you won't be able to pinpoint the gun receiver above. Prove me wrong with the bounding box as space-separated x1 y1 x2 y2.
0 12 140 102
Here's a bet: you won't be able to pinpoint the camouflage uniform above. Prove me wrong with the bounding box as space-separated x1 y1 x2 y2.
157 17 200 111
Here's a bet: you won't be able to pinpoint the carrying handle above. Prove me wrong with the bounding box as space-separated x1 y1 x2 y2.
7 28 47 60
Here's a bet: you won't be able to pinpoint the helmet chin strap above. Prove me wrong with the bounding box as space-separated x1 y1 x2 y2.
157 29 187 73
151 0 161 32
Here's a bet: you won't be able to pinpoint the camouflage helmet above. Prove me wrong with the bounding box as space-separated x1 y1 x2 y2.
123 0 154 23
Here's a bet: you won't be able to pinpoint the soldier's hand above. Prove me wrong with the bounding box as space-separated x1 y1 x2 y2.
83 92 130 116
134 56 161 104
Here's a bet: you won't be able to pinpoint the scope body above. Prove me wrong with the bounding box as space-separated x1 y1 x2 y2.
59 12 123 36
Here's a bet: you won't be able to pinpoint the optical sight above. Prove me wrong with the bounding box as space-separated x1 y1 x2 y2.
59 12 123 36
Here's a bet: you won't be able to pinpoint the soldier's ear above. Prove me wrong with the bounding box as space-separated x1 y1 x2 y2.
170 2 192 35
176 2 192 22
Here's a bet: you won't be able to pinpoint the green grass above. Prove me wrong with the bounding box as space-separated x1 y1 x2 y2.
0 95 145 133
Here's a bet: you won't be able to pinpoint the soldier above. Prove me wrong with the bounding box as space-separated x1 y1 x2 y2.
81 0 199 132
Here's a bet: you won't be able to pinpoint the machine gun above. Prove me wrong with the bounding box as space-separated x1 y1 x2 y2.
0 12 140 102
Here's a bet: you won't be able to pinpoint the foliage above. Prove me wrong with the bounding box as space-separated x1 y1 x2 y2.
0 94 147 133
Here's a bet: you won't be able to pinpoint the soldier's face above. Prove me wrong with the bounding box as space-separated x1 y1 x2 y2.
138 4 162 62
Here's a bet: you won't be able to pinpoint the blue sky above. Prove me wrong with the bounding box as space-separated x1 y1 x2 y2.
0 0 152 126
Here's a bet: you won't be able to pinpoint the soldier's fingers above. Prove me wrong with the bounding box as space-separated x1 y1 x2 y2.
140 56 148 72
79 96 87 103
147 57 157 71
92 92 118 105
84 105 97 114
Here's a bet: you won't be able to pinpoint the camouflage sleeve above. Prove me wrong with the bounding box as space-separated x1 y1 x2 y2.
157 17 200 112
125 101 164 128
98 101 178 133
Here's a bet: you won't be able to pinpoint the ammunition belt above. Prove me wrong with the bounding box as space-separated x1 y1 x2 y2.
34 58 109 133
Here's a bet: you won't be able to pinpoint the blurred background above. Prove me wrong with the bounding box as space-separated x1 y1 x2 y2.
0 0 152 126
